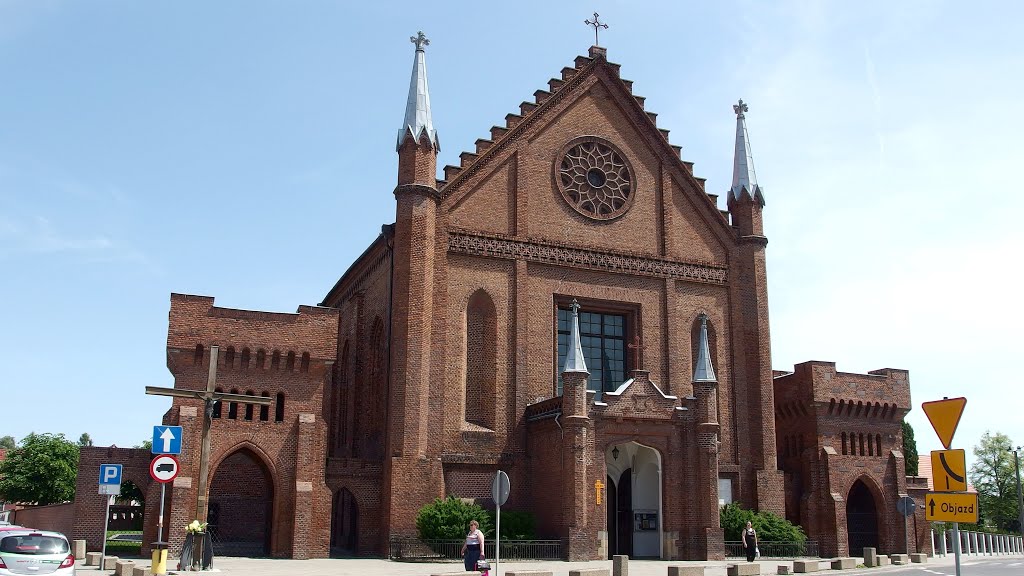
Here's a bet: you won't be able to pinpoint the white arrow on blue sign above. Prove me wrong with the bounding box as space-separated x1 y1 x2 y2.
152 425 183 455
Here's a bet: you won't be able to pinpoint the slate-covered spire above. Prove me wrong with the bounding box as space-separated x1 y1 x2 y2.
729 99 764 207
563 300 589 374
397 31 439 151
692 313 717 383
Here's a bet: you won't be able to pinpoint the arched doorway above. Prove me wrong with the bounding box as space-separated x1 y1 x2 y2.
208 448 274 556
846 480 879 556
605 442 662 559
330 488 359 556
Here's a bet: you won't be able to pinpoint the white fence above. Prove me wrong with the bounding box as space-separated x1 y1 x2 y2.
931 529 1024 557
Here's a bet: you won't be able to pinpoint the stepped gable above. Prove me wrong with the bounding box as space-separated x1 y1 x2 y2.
437 46 720 216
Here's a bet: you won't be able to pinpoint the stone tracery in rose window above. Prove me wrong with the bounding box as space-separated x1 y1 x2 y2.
557 137 635 221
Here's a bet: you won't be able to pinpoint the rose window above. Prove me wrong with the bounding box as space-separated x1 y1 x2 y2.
557 138 635 221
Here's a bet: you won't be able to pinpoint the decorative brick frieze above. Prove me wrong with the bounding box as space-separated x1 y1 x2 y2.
449 231 727 284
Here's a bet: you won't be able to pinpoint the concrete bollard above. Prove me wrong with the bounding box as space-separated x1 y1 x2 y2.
114 560 135 576
507 572 553 576
726 563 761 576
429 572 479 576
910 553 927 563
85 552 101 566
777 566 792 575
668 568 706 576
876 556 891 566
131 566 151 576
829 558 856 570
613 554 629 576
792 559 820 573
72 540 86 560
569 570 612 576
889 554 909 565
862 547 877 567
102 556 120 570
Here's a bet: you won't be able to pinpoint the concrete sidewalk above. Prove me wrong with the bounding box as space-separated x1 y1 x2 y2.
74 553 1022 576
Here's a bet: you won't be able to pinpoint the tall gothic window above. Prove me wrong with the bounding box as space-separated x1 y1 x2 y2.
556 307 625 400
465 290 497 430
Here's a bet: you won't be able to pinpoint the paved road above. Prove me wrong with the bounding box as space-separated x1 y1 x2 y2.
75 554 1024 576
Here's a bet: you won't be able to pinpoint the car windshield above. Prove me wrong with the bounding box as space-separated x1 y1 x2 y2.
0 534 69 555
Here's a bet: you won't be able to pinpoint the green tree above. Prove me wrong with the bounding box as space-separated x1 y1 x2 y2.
0 433 79 505
902 420 919 476
135 440 152 451
78 433 93 447
0 436 15 450
720 502 806 543
415 496 493 540
119 479 145 505
969 431 1018 531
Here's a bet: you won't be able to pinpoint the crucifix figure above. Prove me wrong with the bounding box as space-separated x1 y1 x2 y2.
627 333 646 371
410 30 429 51
584 12 609 46
146 345 271 561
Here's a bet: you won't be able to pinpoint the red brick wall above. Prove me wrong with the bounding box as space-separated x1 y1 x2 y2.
14 503 75 537
73 446 152 554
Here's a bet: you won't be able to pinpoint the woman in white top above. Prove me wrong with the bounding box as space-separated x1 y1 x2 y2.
460 519 485 571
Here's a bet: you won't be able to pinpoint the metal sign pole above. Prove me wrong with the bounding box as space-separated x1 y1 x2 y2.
158 483 166 543
952 522 962 576
495 502 501 576
100 494 112 569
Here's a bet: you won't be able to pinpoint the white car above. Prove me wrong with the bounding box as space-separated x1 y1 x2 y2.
0 530 75 575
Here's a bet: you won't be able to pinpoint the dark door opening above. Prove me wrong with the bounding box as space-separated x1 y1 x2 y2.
208 449 274 557
331 488 359 556
612 468 633 558
846 480 879 557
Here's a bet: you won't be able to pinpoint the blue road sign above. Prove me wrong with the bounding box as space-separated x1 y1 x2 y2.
99 464 122 486
152 425 183 455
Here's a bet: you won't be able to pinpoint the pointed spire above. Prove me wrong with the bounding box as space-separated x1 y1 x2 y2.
729 99 764 207
397 31 439 151
692 313 717 383
563 300 589 374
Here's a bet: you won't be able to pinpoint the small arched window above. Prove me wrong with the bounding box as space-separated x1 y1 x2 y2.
224 346 235 369
228 388 239 419
859 433 866 455
275 392 285 422
271 350 281 370
301 352 310 373
260 392 270 421
244 390 255 421
876 434 882 456
213 387 223 418
256 349 266 369
286 351 295 371
194 344 204 365
241 348 251 369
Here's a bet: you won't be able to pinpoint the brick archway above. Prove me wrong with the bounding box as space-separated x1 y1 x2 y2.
208 447 275 556
846 479 880 556
330 487 358 556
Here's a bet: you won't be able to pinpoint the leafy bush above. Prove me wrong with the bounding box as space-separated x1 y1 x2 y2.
720 502 807 543
416 496 493 540
484 509 537 540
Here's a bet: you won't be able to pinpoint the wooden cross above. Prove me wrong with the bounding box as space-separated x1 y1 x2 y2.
584 12 609 46
146 345 272 526
627 334 646 371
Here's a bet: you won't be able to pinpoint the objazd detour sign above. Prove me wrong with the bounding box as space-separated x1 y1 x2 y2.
925 492 979 523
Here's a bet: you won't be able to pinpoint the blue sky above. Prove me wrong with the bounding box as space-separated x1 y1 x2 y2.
2 1 1021 464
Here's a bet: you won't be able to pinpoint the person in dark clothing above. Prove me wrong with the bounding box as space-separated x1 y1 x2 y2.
460 519 485 571
742 520 759 562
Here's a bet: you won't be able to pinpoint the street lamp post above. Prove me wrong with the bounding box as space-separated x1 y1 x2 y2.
1012 446 1024 539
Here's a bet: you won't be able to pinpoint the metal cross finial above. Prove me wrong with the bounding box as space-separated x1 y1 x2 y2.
411 31 429 51
584 12 609 46
733 99 748 118
627 333 646 371
570 298 581 315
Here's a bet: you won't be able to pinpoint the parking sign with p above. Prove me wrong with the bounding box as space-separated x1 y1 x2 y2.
99 464 122 495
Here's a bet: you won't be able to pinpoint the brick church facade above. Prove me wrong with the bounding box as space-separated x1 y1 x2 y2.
122 38 914 561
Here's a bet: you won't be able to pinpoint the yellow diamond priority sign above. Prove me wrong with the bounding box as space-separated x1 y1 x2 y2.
922 397 967 450
925 492 978 523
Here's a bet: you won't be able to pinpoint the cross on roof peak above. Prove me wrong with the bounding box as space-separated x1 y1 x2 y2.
411 31 429 51
584 12 609 46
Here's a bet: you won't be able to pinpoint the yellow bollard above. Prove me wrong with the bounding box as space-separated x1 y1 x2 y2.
151 547 168 576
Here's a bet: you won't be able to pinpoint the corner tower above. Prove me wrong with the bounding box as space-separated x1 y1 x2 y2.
726 100 784 514
385 31 445 544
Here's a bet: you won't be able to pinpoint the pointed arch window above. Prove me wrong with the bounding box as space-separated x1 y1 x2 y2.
465 290 497 430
